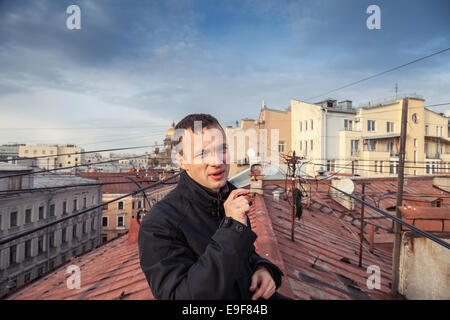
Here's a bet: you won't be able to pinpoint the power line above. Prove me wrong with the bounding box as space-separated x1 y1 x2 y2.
0 172 181 247
305 47 450 102
0 144 161 163
0 151 169 180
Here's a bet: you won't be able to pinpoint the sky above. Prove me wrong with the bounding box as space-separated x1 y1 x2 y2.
0 0 449 153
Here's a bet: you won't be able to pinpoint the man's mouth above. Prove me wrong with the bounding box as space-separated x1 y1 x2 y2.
209 170 225 180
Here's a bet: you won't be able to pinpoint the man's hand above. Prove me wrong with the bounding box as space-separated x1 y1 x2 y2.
223 189 251 226
249 265 276 300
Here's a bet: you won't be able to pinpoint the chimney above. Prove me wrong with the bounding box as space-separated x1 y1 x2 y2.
398 206 450 299
127 218 140 244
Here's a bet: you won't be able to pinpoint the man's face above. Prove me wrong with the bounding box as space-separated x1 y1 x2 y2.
176 125 230 193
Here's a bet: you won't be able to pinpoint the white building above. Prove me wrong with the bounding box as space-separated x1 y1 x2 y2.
290 99 357 176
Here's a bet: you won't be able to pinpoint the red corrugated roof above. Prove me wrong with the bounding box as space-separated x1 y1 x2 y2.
7 175 449 300
7 234 154 300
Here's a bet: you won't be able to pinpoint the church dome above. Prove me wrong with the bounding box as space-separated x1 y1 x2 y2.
165 121 175 137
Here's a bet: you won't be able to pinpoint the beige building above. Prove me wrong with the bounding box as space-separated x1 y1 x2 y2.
338 97 450 177
18 144 85 171
225 103 291 177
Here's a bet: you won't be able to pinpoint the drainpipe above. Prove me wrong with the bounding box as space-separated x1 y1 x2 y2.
96 185 103 247
46 192 56 272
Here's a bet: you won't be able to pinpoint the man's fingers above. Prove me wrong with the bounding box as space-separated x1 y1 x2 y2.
228 189 250 200
249 275 259 292
262 282 276 299
251 279 269 300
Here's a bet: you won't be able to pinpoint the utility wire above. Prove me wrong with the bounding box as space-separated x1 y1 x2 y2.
0 152 164 180
0 172 181 246
305 47 450 102
0 144 159 163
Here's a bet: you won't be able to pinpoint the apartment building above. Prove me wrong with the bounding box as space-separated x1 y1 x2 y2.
18 144 85 171
225 103 291 177
338 97 450 177
0 163 102 297
291 98 357 176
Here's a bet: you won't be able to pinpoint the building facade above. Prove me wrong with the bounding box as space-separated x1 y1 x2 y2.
290 98 357 177
338 97 450 177
226 103 291 177
0 165 102 297
18 144 85 171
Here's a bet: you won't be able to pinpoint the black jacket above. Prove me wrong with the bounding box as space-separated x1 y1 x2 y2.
138 170 283 300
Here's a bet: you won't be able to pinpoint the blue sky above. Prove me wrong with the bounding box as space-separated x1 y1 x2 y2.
0 0 449 151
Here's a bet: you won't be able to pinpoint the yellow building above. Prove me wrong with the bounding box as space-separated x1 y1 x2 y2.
18 144 85 170
338 97 450 177
226 103 291 177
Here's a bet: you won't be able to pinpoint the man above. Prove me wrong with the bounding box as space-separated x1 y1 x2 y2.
138 113 285 300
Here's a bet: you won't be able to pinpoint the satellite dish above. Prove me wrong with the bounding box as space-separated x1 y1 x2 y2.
335 178 355 194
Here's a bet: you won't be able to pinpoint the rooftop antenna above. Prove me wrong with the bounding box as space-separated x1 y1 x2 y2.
262 100 265 109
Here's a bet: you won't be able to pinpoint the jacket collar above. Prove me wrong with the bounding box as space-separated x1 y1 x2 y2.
178 170 236 215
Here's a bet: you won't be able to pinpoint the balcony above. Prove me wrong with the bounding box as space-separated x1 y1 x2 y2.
426 152 441 160
350 149 360 156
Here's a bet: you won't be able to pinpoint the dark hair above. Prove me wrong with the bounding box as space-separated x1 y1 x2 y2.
174 114 224 156
175 113 223 132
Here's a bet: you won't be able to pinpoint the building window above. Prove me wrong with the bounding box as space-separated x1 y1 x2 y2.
62 228 67 243
278 141 285 153
25 209 32 224
351 140 359 156
83 221 87 234
102 235 108 243
386 122 394 133
50 232 55 248
389 162 394 174
367 120 376 132
38 206 44 220
83 197 87 209
374 161 378 172
305 121 308 131
10 244 17 265
38 235 44 254
118 202 124 210
368 140 376 151
24 273 31 283
91 219 95 231
25 239 32 259
102 202 108 210
425 125 429 135
73 199 77 212
63 201 67 215
299 121 302 131
10 211 18 228
310 140 313 151
299 141 302 150
310 120 313 130
414 151 417 164
414 139 418 147
50 204 55 217
137 200 142 209
117 216 124 228
72 224 77 239
426 164 430 174
102 216 108 227
380 161 383 173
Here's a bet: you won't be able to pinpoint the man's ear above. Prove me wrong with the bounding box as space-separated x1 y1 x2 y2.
176 152 187 171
